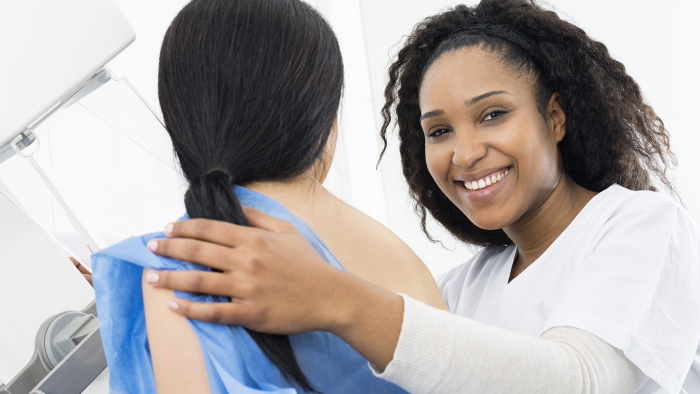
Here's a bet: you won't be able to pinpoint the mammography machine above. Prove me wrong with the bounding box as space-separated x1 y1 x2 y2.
0 1 185 392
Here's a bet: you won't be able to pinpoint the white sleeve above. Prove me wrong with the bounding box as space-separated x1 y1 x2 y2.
372 294 647 394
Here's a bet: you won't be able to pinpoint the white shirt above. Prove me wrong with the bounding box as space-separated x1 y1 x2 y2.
435 185 700 393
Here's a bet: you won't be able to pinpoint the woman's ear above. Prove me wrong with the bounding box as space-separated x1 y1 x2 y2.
547 93 566 143
314 117 339 184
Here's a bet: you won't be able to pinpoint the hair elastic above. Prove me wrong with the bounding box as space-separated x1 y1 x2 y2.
202 169 233 184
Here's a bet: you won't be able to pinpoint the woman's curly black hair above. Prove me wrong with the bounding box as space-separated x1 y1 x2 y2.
380 0 676 248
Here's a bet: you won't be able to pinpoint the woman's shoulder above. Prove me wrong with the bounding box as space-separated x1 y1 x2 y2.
598 184 681 215
590 185 697 237
572 185 700 277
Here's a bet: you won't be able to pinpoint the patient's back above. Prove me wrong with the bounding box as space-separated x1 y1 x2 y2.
103 186 415 393
248 182 447 310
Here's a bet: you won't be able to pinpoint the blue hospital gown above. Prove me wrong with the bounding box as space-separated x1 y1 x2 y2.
92 186 407 394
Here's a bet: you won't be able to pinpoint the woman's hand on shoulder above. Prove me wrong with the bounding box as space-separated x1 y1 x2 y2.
146 207 406 369
144 206 356 335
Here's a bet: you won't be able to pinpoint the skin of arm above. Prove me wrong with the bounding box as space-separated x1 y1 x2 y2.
146 208 405 370
142 269 211 393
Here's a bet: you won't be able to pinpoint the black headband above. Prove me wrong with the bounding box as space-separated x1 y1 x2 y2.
452 24 543 66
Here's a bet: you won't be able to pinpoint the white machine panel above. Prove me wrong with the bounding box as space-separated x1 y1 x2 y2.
0 0 136 146
0 190 95 384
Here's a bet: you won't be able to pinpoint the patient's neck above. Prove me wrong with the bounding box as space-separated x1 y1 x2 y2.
243 174 337 225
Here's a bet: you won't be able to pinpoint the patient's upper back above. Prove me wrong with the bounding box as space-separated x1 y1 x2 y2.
246 183 446 310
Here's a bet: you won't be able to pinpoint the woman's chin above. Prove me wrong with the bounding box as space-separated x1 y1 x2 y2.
465 213 510 232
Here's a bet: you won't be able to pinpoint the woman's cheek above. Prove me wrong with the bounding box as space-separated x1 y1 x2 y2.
523 135 559 191
425 143 453 193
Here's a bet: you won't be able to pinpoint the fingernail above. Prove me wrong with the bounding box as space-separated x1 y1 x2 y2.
164 223 174 237
146 270 159 284
167 300 179 311
147 240 158 252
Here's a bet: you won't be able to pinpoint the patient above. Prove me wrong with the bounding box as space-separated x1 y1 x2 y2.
91 0 445 393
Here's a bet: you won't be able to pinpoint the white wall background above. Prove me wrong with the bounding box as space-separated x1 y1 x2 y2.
4 0 697 276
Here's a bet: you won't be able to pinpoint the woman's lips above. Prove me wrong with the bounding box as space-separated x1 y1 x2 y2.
456 166 511 203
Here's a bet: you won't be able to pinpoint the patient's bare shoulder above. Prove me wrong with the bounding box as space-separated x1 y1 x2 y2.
319 201 447 310
142 269 210 393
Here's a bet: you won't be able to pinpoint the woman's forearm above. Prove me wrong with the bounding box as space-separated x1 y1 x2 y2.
326 272 405 370
375 295 646 394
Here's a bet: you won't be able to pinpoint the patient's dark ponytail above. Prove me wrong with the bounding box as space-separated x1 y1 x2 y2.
158 0 343 391
185 171 314 392
185 171 246 226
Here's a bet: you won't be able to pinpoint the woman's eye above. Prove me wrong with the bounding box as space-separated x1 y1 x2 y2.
483 110 507 121
427 128 451 138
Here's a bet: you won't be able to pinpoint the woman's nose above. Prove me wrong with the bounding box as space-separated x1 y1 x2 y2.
452 129 486 168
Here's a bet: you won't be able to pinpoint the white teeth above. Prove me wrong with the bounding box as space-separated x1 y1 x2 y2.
463 168 509 191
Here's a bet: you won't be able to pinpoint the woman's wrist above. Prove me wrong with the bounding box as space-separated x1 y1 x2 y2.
321 269 387 334
322 271 405 370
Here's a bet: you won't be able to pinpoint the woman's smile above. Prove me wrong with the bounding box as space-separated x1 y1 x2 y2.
455 165 511 202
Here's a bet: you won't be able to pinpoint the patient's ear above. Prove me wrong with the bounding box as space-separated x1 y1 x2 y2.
315 117 338 184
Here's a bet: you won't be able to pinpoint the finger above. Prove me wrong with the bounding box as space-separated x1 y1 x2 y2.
147 238 237 271
83 274 93 287
147 269 238 297
242 205 294 232
165 218 254 248
70 257 92 275
167 298 250 325
78 265 91 275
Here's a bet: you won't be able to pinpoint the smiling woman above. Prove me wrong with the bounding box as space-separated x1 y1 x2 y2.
414 46 597 281
382 15 677 249
419 49 570 230
142 0 700 393
377 1 699 389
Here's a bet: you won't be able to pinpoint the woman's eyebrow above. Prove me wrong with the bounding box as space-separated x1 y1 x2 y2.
464 90 511 107
419 90 511 121
419 109 445 121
